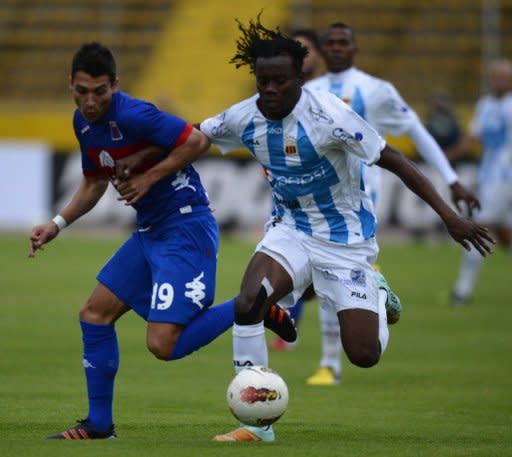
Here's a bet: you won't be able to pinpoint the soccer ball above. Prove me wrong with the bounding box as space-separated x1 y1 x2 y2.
227 365 289 426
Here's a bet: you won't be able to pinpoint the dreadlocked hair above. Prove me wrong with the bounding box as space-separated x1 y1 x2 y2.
230 12 308 74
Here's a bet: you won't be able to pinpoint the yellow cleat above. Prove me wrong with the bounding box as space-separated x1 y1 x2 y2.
213 425 275 442
306 367 340 386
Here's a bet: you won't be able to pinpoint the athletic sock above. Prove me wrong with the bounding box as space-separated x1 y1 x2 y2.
377 289 389 354
453 247 483 299
170 298 234 360
288 298 305 328
318 303 342 375
80 320 119 432
232 322 268 373
233 321 270 433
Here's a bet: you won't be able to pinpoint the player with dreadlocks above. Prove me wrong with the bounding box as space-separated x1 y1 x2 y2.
199 15 493 442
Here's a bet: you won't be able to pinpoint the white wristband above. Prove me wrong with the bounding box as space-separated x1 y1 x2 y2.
52 214 68 231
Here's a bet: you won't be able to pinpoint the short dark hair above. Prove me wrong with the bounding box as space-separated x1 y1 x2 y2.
230 12 308 74
71 42 117 83
291 28 321 51
324 22 356 44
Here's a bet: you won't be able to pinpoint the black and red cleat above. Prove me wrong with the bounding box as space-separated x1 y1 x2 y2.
263 304 297 343
47 419 117 440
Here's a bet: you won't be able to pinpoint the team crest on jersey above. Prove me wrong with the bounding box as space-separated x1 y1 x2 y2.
284 136 297 155
109 121 123 141
99 150 115 168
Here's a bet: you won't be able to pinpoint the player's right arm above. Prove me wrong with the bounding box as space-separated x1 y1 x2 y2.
28 174 109 257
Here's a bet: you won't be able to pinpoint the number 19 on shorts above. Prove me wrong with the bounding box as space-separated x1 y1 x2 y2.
151 282 174 310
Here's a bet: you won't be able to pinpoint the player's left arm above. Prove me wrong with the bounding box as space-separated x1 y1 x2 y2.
406 120 480 216
376 145 494 256
116 127 209 205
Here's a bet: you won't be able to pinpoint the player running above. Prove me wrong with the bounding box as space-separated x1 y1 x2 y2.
296 22 481 385
28 42 295 440
199 15 494 442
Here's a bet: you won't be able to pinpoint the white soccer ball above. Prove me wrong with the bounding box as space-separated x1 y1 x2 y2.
227 365 289 426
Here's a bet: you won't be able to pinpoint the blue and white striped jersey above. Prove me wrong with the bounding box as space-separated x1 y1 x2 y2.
305 68 419 204
201 87 386 245
469 93 512 186
304 68 418 136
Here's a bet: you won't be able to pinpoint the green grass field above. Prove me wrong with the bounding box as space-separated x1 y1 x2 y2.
1 232 511 457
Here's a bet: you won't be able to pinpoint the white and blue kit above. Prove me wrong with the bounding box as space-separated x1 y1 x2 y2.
305 67 458 203
75 91 219 325
201 88 386 312
468 92 512 226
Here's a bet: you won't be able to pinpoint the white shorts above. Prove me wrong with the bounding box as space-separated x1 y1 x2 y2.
255 222 380 313
477 175 512 227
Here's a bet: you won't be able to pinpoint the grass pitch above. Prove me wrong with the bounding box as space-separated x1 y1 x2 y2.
1 231 511 457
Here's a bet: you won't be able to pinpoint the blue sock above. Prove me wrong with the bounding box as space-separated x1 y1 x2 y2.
289 298 305 329
80 321 119 432
170 298 234 360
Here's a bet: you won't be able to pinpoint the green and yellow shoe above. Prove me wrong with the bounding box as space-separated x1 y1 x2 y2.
374 271 402 324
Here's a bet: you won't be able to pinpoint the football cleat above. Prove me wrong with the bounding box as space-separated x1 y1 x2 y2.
374 271 402 324
213 425 275 442
270 336 298 352
263 304 297 343
47 419 117 440
306 366 340 386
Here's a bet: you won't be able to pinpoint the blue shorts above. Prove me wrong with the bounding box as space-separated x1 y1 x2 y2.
97 210 219 325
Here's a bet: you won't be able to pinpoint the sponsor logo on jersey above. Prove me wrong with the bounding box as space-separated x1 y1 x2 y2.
332 127 351 142
268 127 283 135
99 150 115 168
81 125 90 135
272 165 328 187
309 106 334 124
109 121 123 141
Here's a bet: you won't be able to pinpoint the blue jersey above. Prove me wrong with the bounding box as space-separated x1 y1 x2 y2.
73 91 210 227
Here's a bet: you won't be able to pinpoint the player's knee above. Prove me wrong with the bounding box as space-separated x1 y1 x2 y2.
147 337 175 361
344 342 380 368
146 325 181 361
79 299 112 324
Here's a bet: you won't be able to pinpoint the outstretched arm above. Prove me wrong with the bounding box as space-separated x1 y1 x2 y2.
407 122 480 216
376 145 494 256
115 127 211 205
29 174 109 257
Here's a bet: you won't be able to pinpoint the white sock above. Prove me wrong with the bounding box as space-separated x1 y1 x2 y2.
318 303 342 375
232 322 270 431
378 289 389 355
453 247 483 299
233 322 268 374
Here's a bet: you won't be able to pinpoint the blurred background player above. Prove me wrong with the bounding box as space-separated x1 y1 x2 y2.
29 42 294 440
301 22 481 386
199 16 493 442
452 58 512 304
424 90 464 162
